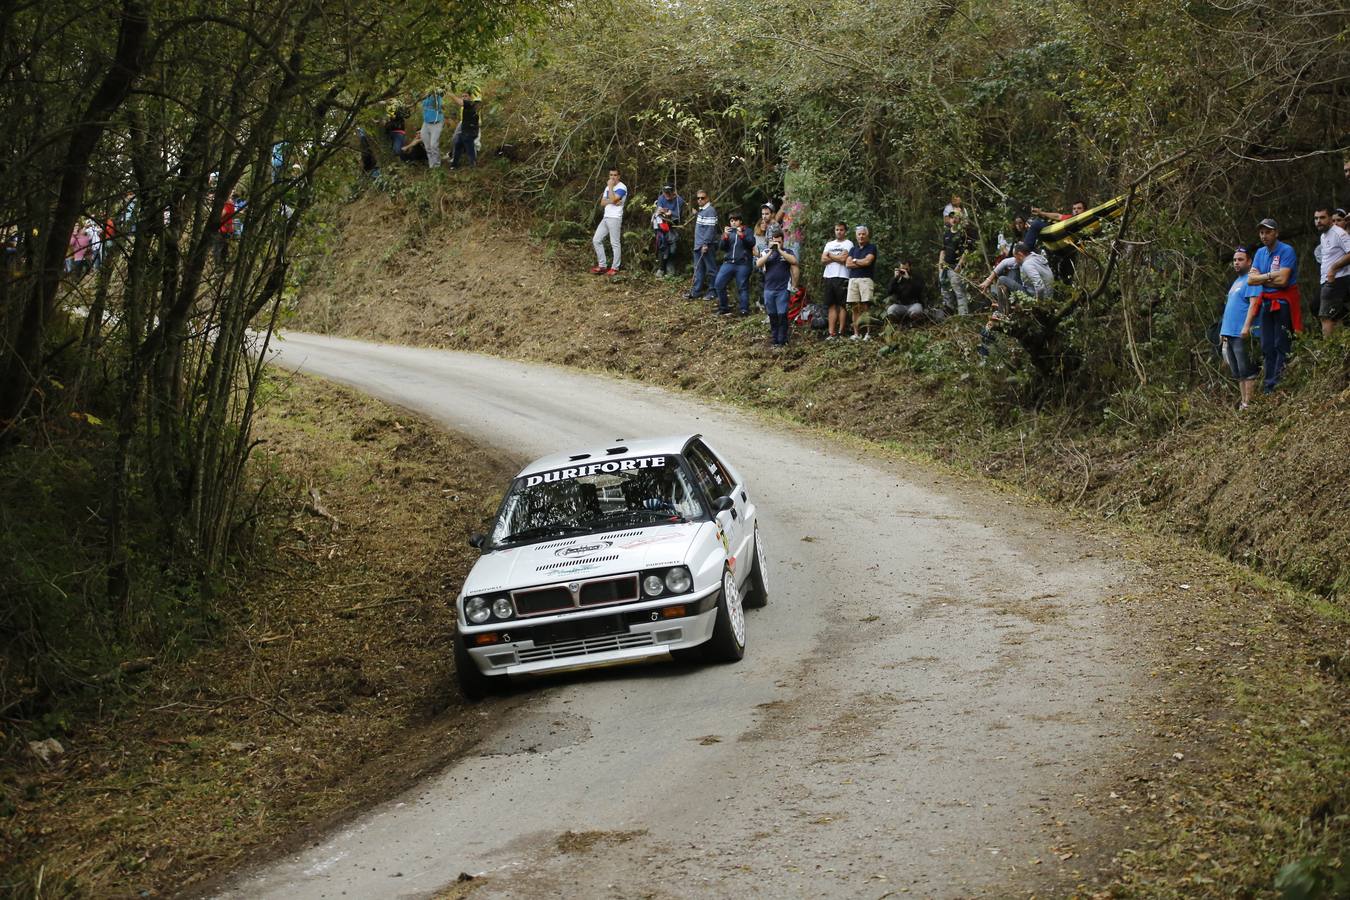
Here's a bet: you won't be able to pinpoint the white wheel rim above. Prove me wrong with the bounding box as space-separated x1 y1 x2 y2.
724 570 745 647
755 529 769 595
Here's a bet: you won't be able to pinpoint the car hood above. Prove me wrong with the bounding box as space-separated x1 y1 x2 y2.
463 523 706 594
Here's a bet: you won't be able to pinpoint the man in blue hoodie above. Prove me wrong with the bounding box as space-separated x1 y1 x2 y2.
686 190 718 300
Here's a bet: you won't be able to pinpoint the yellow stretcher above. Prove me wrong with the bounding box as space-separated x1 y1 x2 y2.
1036 194 1126 252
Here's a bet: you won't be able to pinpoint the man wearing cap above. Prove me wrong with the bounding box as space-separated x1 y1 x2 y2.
755 224 798 346
1244 218 1300 393
653 184 686 277
844 225 878 339
1314 206 1350 336
713 211 757 315
687 190 718 300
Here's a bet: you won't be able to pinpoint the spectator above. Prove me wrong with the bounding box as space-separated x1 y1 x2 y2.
589 166 627 275
452 94 480 168
777 195 805 289
652 184 685 277
419 91 445 168
884 259 939 326
687 190 718 300
1245 218 1300 393
358 128 380 180
938 210 972 315
756 224 797 345
997 213 1028 256
714 211 756 315
83 217 102 271
271 142 286 182
980 242 1054 317
845 224 878 340
820 221 853 340
941 193 963 218
1314 206 1350 336
398 133 428 165
384 106 408 158
754 202 775 254
1034 200 1088 221
67 224 91 276
1334 208 1347 230
215 194 236 265
231 193 247 239
1220 245 1264 410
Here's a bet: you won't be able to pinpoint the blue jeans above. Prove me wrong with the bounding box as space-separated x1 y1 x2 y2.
1258 300 1292 392
715 261 752 313
764 286 789 316
691 246 718 297
391 132 405 158
452 131 477 167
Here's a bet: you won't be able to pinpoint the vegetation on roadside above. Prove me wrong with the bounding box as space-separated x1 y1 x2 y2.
0 374 514 897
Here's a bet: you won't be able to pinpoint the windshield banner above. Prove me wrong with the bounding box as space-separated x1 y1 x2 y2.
524 455 668 487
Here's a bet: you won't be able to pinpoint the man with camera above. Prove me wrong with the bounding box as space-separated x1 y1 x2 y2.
713 211 757 315
756 224 798 345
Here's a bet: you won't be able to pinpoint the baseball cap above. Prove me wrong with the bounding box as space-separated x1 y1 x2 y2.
662 183 675 192
762 201 775 211
1257 217 1279 230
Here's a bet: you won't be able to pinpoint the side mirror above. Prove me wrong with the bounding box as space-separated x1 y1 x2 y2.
713 495 735 513
468 533 487 549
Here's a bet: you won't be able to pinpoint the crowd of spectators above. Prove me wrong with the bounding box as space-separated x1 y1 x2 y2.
579 161 1350 378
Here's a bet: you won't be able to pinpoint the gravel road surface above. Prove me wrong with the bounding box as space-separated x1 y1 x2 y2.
223 332 1147 898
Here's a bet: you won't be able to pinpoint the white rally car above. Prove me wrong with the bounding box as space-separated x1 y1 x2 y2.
453 434 768 698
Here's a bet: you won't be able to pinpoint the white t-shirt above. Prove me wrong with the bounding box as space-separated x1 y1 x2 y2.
1318 224 1350 282
602 181 628 220
822 238 853 279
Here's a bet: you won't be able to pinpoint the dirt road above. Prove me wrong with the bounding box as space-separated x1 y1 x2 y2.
224 331 1147 898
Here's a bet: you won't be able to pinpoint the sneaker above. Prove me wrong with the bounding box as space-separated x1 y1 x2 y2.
589 265 606 274
1238 402 1250 411
862 333 871 341
605 267 620 276
826 334 837 341
850 333 860 341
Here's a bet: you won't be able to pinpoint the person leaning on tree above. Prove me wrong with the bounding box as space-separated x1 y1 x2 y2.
1313 205 1350 337
590 165 626 276
1245 218 1300 394
1220 245 1264 411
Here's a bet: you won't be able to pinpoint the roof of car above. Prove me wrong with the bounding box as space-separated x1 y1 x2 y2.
516 434 698 479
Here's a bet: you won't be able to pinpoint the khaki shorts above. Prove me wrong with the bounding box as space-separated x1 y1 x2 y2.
846 277 874 305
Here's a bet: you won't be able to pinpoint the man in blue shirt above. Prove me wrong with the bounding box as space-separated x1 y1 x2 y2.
419 92 444 168
845 225 878 339
755 224 798 345
687 190 718 300
1220 246 1264 409
1245 218 1298 393
713 212 756 315
652 184 685 277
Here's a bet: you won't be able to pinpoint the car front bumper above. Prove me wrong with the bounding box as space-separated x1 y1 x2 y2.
464 590 719 678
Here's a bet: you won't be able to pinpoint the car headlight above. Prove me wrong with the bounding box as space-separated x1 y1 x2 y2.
642 574 666 597
491 597 514 620
664 566 692 594
464 596 491 624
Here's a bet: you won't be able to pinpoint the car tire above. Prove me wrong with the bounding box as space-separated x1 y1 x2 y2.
744 527 769 609
705 567 747 663
453 630 499 700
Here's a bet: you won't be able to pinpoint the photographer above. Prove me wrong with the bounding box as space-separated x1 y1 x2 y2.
884 259 934 326
756 225 798 346
713 211 757 315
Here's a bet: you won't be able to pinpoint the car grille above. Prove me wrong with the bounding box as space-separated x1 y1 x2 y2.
511 574 641 616
516 631 656 663
579 574 639 606
512 586 573 616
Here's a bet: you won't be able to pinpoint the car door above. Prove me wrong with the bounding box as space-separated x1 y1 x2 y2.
686 439 752 582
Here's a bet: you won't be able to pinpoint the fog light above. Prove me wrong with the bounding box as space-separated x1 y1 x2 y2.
491 597 514 619
660 604 687 619
664 567 692 594
474 633 499 646
642 574 665 597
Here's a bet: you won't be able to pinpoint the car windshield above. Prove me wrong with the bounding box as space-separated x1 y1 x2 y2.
490 454 706 547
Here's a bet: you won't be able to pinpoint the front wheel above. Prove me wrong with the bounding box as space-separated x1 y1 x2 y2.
453 631 499 701
744 527 769 609
704 567 747 663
